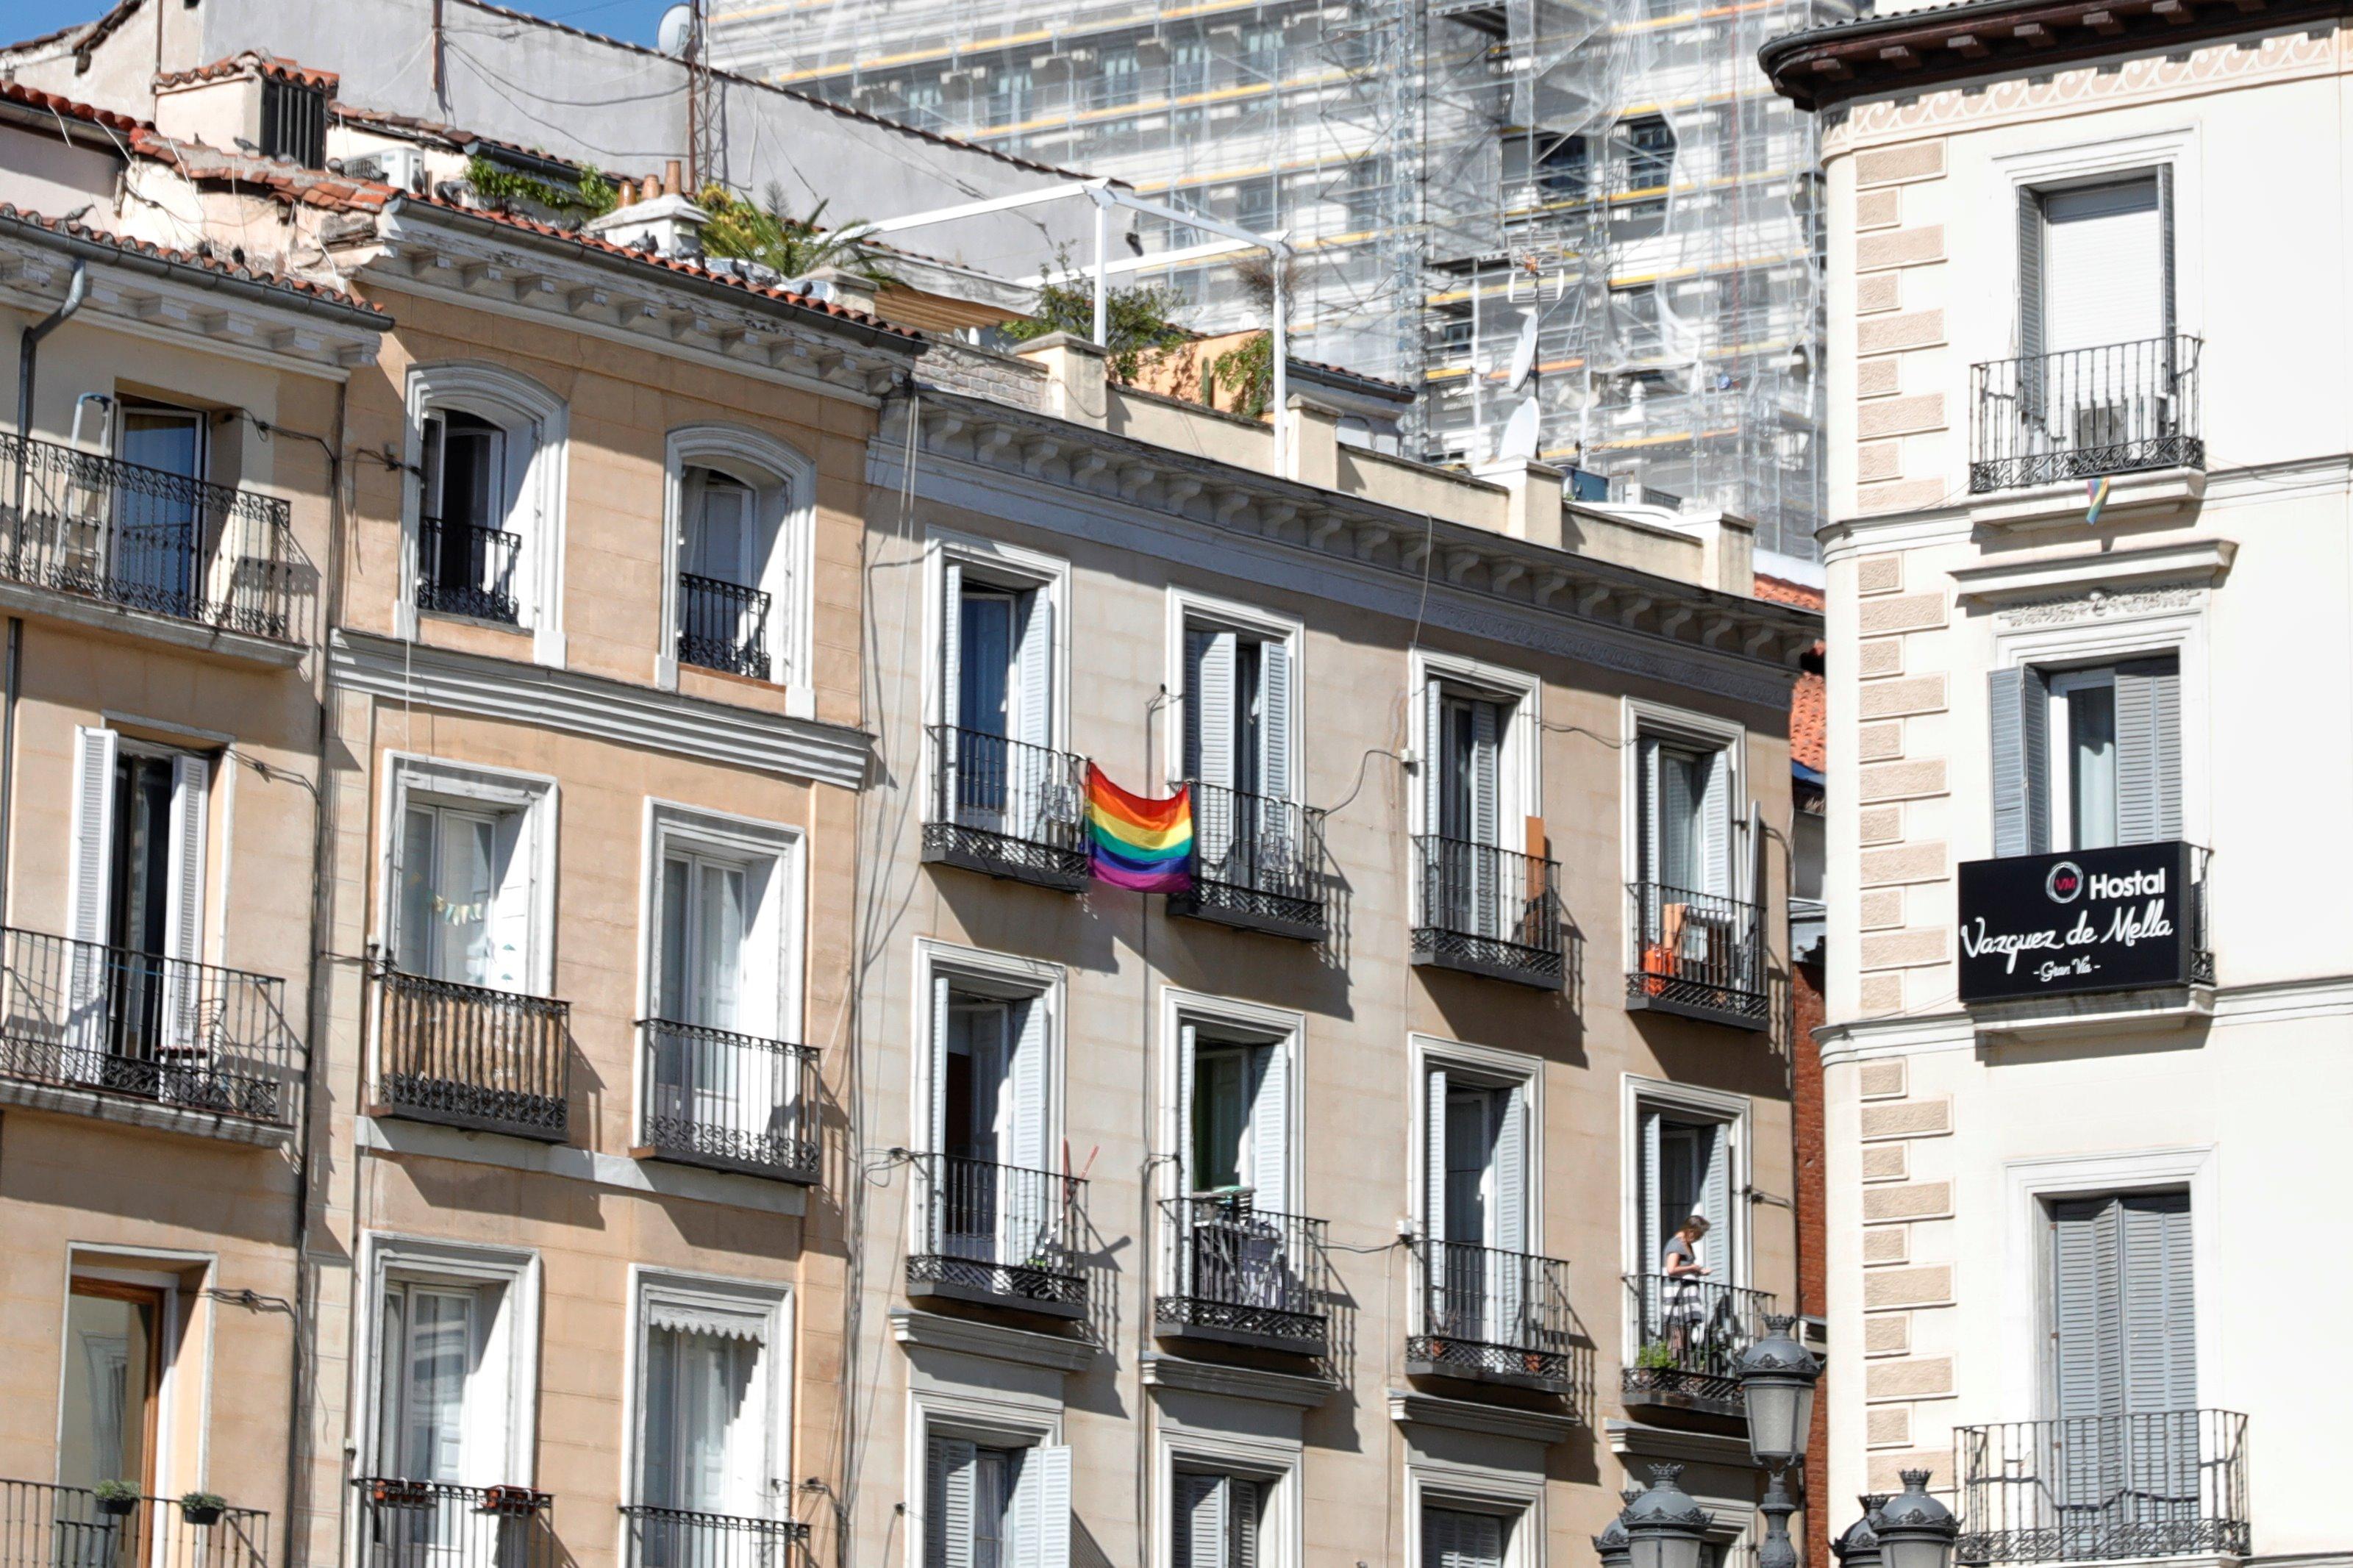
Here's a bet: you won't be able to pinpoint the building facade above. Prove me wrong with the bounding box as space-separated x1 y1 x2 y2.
1766 5 2353 1564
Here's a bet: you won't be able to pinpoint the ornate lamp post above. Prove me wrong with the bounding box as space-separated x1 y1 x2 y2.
1621 1465 1711 1568
1735 1315 1823 1568
1830 1497 1890 1568
1870 1472 1959 1568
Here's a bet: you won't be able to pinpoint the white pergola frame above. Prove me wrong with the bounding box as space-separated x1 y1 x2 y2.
854 178 1296 470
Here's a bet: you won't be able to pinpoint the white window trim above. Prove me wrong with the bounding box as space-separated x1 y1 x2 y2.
910 938 1066 1243
1408 1032 1544 1242
904 1382 1064 1568
374 753 560 994
54 1246 217 1503
618 1267 795 1519
659 425 818 714
924 527 1071 741
1405 1464 1544 1568
1618 1074 1755 1301
349 1233 543 1488
1409 651 1543 842
1999 1145 2218 1422
1618 696 1748 893
1153 1425 1302 1568
399 362 570 667
1161 588 1305 798
1993 129 2199 356
1156 987 1306 1210
1989 603 2206 852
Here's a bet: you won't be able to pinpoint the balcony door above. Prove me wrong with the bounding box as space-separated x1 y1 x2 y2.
418 409 516 617
652 850 789 1156
1174 1024 1291 1312
677 468 771 679
1184 623 1293 878
931 981 1049 1267
396 801 526 992
924 1436 1069 1568
1424 1067 1527 1345
2021 174 2175 465
638 1309 771 1554
59 1278 165 1499
67 730 208 1085
1427 687 1506 938
113 401 204 616
374 1277 510 1563
1635 1108 1734 1353
940 561 1054 838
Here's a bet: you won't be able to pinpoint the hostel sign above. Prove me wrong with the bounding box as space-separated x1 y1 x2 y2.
1957 841 2201 1003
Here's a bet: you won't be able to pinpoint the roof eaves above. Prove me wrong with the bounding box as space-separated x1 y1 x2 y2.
0 202 390 327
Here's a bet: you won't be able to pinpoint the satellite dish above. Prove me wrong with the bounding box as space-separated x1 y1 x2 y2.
1507 309 1540 393
657 2 696 56
1496 395 1541 463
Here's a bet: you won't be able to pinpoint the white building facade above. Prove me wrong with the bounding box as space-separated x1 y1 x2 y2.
1765 5 2353 1566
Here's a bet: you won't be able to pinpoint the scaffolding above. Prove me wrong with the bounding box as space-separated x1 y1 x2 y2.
707 0 1851 555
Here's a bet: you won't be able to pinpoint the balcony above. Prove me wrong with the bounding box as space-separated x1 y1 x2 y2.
354 1481 554 1568
1411 837 1565 989
1624 881 1769 1031
371 970 570 1140
922 726 1090 891
416 515 521 624
620 1506 810 1568
1957 842 2212 1027
0 429 303 642
1621 1273 1776 1417
905 1153 1088 1318
1971 337 2203 495
1164 782 1328 941
676 573 772 681
1955 1411 2249 1566
1155 1193 1331 1354
633 1020 819 1182
0 928 301 1139
1406 1236 1576 1392
0 1479 269 1568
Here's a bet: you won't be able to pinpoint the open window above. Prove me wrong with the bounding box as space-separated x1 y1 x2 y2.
922 1431 1070 1568
1990 655 2181 856
1174 1471 1264 1568
1413 665 1557 984
1421 1060 1533 1349
1181 610 1299 899
404 366 565 649
665 429 813 689
629 1275 790 1560
109 397 210 618
940 558 1059 833
1627 714 1765 1028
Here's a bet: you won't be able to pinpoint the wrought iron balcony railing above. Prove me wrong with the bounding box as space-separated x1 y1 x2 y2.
0 1478 269 1568
906 1153 1087 1318
1155 1192 1330 1353
1411 836 1565 989
1955 1410 2249 1565
415 515 521 624
354 1481 554 1568
1164 781 1328 940
922 726 1090 891
0 429 302 641
635 1020 818 1182
0 928 301 1132
372 969 570 1140
1621 1272 1777 1416
1625 881 1770 1030
1971 336 2204 494
676 573 772 681
620 1506 809 1568
1407 1236 1576 1391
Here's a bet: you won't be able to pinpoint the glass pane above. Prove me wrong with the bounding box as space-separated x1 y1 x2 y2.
1660 751 1703 892
60 1287 157 1493
2070 685 2118 850
442 816 498 987
1440 701 1475 840
438 414 501 530
696 864 746 1031
1191 1050 1249 1192
1444 1089 1490 1242
690 479 754 583
399 808 437 975
405 1289 474 1481
660 856 690 1022
665 1330 753 1514
121 410 201 481
959 593 1013 738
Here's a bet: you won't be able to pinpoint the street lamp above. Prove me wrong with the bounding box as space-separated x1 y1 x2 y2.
1871 1472 1959 1568
1735 1314 1822 1568
1831 1497 1890 1568
1621 1465 1711 1568
1594 1506 1634 1568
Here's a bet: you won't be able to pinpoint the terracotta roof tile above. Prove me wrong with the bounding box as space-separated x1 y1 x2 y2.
0 76 149 136
0 201 385 317
154 51 339 94
1754 573 1825 612
1754 573 1825 774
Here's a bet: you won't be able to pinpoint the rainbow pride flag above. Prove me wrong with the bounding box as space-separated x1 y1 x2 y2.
1085 765 1193 893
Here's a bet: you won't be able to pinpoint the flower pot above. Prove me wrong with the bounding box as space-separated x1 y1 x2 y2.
96 1496 139 1519
479 1486 546 1518
181 1505 225 1528
371 1481 434 1509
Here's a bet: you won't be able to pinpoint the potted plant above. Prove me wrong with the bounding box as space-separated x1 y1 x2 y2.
92 1481 140 1518
370 1479 433 1509
179 1494 227 1528
479 1486 546 1518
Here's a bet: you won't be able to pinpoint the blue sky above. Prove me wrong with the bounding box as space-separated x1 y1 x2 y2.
10 0 676 49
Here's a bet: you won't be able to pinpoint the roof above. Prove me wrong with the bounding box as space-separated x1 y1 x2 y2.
1754 573 1824 612
154 51 338 94
1756 573 1825 776
0 76 147 136
328 99 614 179
0 201 388 321
1290 356 1415 402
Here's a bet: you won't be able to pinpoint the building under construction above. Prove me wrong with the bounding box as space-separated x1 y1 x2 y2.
707 0 1850 556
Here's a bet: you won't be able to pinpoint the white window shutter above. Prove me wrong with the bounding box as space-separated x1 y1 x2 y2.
1699 748 1730 896
1699 1121 1733 1274
1174 1020 1198 1194
161 753 212 1049
488 812 532 994
940 559 964 731
1257 638 1292 805
1188 628 1237 790
1639 1107 1663 1276
1015 588 1054 751
929 973 954 1156
925 1436 977 1568
68 726 118 948
1471 700 1500 850
1493 1081 1527 1253
1247 1041 1288 1214
1421 678 1443 837
1423 1067 1449 1245
1989 667 2052 859
1177 1473 1225 1568
1009 997 1049 1173
1021 1445 1071 1568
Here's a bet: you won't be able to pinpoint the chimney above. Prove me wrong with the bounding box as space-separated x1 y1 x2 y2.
663 159 682 197
1011 333 1109 429
585 183 711 258
1471 457 1566 550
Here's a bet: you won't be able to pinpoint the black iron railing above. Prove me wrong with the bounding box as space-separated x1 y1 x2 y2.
620 1506 809 1568
637 1020 818 1182
1407 1236 1576 1388
1165 781 1328 939
676 573 772 681
922 726 1090 889
1411 836 1565 987
0 1479 269 1568
415 515 521 623
1955 1411 2249 1565
374 970 569 1139
354 1481 554 1568
0 429 301 640
0 928 300 1129
1626 881 1769 1028
1622 1273 1777 1414
1971 337 2204 493
1156 1193 1330 1352
907 1153 1087 1316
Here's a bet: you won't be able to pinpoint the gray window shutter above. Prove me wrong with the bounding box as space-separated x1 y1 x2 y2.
1176 1473 1225 1568
939 559 963 731
1174 1021 1198 1195
1659 747 1696 892
1257 638 1292 804
162 753 212 1048
1424 1066 1449 1245
1471 700 1500 849
2113 658 2182 845
1247 1041 1288 1214
2019 187 2046 363
925 1436 977 1568
1187 628 1237 790
2156 164 2176 343
1010 1445 1070 1568
68 726 118 948
1493 1081 1527 1253
1015 588 1054 750
1699 1121 1733 1274
1231 1478 1261 1568
2051 1197 2126 1421
1421 677 1444 837
1989 667 2052 858
929 975 954 1157
2120 1192 2196 1412
1699 748 1730 896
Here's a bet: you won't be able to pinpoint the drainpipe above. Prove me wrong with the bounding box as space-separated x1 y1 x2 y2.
0 615 20 935
16 259 90 440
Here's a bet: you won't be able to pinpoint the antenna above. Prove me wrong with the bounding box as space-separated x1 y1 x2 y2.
1496 395 1540 463
685 0 719 194
657 3 694 55
1507 309 1540 393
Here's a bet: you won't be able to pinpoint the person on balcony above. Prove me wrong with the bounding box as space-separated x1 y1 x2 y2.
1661 1212 1713 1361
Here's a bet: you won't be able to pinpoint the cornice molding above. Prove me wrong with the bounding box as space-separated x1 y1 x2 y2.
1604 1418 1761 1467
1818 970 2353 1064
882 399 1817 709
889 1308 1097 1373
330 630 871 789
1387 1389 1579 1445
1952 538 2235 605
1140 1354 1336 1408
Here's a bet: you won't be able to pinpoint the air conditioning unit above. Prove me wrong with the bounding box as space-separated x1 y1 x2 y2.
340 146 427 193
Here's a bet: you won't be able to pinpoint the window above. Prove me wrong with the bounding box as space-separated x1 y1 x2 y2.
1421 1060 1531 1342
938 547 1063 840
60 1278 165 1494
397 801 524 990
1182 614 1297 888
1636 734 1730 897
1423 1507 1509 1568
923 1433 1070 1568
667 429 813 688
67 728 210 1070
1622 117 1674 187
632 1278 788 1539
259 76 328 166
2045 1192 2198 1521
988 65 1033 124
2024 176 2173 361
1433 692 1506 848
925 967 1055 1268
1174 1472 1263 1568
1175 1020 1287 1209
109 397 210 615
404 365 565 652
1535 136 1589 199
1635 1106 1734 1278
1989 655 2180 856
378 1279 486 1482
1171 35 1210 95
418 409 522 623
1099 46 1140 105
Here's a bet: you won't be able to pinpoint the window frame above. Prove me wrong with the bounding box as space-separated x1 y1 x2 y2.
620 1267 794 1523
1157 988 1305 1214
659 425 818 708
1404 1469 1541 1568
1163 589 1304 803
1409 1034 1542 1255
351 1234 541 1490
926 531 1071 806
906 1381 1065 1568
910 939 1065 1229
376 754 559 997
1620 698 1747 903
1993 129 2197 364
1154 1427 1300 1568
